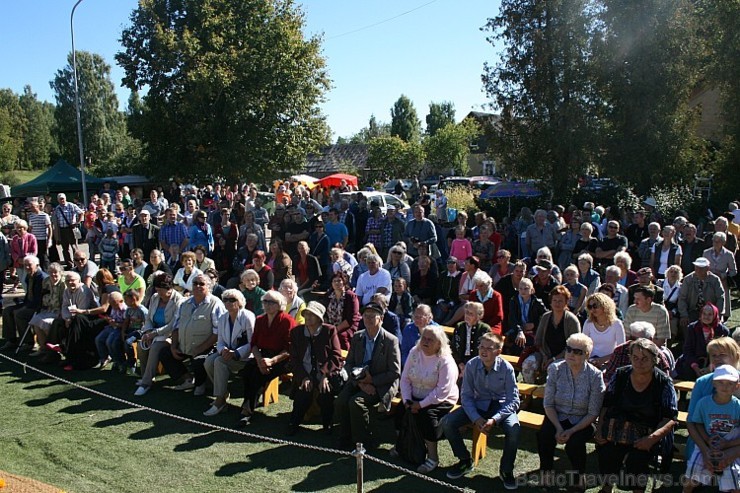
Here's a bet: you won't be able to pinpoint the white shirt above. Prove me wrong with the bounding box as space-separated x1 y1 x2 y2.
355 268 392 306
582 319 626 358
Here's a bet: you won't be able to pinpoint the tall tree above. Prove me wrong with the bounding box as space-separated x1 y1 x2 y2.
390 95 421 143
50 51 130 173
117 0 331 182
594 0 701 193
339 114 391 144
425 101 455 136
424 118 481 176
0 89 25 171
19 85 57 169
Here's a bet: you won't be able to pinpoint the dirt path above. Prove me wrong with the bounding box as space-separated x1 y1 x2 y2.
0 470 65 493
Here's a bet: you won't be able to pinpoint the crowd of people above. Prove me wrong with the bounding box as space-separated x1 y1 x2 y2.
1 177 740 492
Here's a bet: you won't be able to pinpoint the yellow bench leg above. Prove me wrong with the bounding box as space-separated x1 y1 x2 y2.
263 376 280 408
472 427 487 466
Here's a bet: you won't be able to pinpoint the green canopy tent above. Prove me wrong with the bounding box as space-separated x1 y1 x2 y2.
12 159 108 197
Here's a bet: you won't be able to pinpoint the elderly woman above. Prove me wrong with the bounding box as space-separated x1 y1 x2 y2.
323 271 361 351
685 337 740 459
134 274 185 396
450 301 491 372
10 219 38 290
350 247 371 288
572 222 598 259
506 278 546 356
203 289 255 416
489 249 515 285
614 251 638 287
577 253 601 294
469 272 503 335
238 209 266 251
650 224 682 280
28 262 66 354
238 290 295 426
173 251 203 294
523 286 581 384
266 239 292 289
582 293 625 370
595 339 678 493
288 301 343 435
280 278 306 325
384 245 412 285
538 333 605 491
240 269 266 316
396 325 459 473
704 232 737 320
674 303 730 381
295 240 322 297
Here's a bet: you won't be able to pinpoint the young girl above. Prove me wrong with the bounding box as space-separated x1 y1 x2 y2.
685 364 740 493
388 277 414 328
562 265 587 314
93 291 127 370
449 226 473 268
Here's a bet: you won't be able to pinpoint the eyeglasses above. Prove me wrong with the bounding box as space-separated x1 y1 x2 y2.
223 298 238 303
120 266 132 271
587 303 599 310
565 346 585 355
262 299 279 305
74 258 86 262
608 225 619 229
478 345 500 352
496 255 506 259
192 281 207 286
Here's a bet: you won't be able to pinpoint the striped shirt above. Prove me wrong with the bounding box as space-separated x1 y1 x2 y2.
28 213 51 241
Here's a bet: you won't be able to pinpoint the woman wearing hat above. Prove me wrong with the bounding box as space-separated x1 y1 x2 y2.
287 301 343 435
203 289 255 416
134 274 185 396
188 210 214 255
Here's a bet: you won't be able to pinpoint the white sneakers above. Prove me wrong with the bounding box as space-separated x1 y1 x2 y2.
172 379 195 391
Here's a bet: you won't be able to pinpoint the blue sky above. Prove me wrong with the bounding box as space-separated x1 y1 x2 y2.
0 0 500 139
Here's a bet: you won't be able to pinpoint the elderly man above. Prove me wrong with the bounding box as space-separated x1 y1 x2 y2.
624 285 671 347
638 222 662 271
404 205 437 258
159 208 189 254
678 257 725 328
442 332 520 488
679 223 704 275
525 209 559 258
71 251 98 291
53 193 84 266
602 321 673 386
142 189 167 224
335 301 400 449
355 254 392 306
1 255 46 351
604 265 630 315
132 209 161 259
595 220 628 267
159 273 226 396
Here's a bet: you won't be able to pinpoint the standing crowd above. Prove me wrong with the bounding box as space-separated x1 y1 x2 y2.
1 177 740 492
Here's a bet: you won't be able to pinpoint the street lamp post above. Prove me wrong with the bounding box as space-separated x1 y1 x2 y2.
71 0 88 205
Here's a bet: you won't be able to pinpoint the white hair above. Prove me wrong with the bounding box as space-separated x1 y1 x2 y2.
629 321 656 339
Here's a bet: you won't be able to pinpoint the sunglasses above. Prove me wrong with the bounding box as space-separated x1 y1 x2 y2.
262 299 279 305
587 303 599 310
565 346 585 355
223 298 238 303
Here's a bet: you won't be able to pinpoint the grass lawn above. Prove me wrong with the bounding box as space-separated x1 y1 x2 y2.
7 169 44 186
1 298 736 492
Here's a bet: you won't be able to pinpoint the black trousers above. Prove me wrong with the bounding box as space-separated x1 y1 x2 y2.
158 345 212 386
240 357 289 412
65 314 106 369
597 441 656 488
290 385 335 428
395 401 454 442
537 416 594 474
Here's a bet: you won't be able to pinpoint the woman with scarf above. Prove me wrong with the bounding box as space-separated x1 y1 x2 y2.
674 303 730 381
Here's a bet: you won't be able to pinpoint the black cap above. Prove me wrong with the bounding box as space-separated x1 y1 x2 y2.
361 302 384 315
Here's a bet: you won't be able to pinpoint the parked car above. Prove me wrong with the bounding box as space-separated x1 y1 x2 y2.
383 179 412 194
339 191 410 215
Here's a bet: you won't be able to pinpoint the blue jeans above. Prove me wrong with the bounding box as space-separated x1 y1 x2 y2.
441 404 520 475
94 326 121 362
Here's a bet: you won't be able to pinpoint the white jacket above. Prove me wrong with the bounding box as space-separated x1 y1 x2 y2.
216 308 256 360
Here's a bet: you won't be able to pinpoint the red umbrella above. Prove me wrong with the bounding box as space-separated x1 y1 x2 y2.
317 173 358 189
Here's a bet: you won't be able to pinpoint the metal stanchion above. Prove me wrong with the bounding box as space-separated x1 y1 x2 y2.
353 442 366 493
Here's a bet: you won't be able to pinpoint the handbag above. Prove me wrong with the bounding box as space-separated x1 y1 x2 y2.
395 407 427 465
600 418 654 446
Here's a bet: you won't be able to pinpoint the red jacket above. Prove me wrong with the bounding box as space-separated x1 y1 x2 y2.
11 233 38 267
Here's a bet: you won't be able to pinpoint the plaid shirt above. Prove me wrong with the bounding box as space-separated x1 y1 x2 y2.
382 217 405 251
159 221 189 248
54 203 84 227
365 216 384 247
602 340 672 384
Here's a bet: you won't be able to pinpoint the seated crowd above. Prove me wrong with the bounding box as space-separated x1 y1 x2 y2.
1 181 739 492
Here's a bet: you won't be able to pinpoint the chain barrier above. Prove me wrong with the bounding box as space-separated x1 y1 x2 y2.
0 352 475 493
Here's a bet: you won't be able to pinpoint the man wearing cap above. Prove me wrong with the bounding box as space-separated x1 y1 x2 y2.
624 285 671 347
678 257 725 330
627 267 664 306
132 209 161 260
532 259 559 309
335 301 400 448
288 301 343 435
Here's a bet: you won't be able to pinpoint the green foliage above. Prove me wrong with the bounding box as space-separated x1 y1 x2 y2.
50 51 135 175
423 118 481 176
444 185 479 217
390 94 421 143
338 114 391 144
594 0 702 194
117 0 331 182
0 89 25 171
425 101 455 137
483 0 600 199
19 86 57 169
365 136 424 184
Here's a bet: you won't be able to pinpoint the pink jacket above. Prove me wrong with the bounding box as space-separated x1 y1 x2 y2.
11 233 38 267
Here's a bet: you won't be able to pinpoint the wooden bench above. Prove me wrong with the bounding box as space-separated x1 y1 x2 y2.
674 381 695 393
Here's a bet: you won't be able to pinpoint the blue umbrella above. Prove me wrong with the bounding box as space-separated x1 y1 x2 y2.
479 181 543 200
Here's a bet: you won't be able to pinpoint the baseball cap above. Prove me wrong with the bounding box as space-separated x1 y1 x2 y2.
713 364 739 382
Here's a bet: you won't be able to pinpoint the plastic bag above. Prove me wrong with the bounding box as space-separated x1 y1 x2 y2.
396 407 427 465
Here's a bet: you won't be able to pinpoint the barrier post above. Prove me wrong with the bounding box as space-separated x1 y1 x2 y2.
352 442 365 493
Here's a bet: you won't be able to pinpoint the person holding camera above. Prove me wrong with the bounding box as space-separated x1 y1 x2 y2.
334 301 400 449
